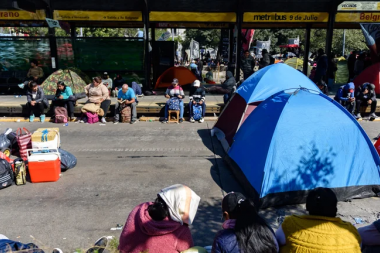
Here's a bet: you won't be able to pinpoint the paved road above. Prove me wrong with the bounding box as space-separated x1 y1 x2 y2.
0 120 378 252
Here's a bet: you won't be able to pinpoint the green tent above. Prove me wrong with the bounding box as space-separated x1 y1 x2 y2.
284 58 311 76
41 69 87 97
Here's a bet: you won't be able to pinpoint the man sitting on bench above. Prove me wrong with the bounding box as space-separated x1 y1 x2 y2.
355 83 378 120
113 84 137 124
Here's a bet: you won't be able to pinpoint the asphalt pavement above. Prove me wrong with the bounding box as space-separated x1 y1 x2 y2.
0 120 379 252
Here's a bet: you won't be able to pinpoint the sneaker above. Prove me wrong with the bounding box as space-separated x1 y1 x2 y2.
162 118 168 124
370 113 378 119
130 120 137 124
113 121 119 125
52 249 63 253
29 115 35 122
40 114 45 123
355 113 362 119
78 119 84 123
199 117 204 123
70 117 77 122
101 117 107 123
179 118 184 123
190 117 195 123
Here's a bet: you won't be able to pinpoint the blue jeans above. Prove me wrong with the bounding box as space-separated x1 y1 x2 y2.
165 100 184 119
188 102 206 117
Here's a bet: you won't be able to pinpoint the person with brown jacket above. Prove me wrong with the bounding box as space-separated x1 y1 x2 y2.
26 59 44 84
84 77 111 123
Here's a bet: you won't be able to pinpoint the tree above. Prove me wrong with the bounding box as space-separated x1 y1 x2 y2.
183 29 221 49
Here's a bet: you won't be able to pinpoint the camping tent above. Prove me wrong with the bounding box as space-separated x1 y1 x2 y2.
353 62 380 95
212 63 318 152
155 66 197 89
41 69 87 98
225 89 380 208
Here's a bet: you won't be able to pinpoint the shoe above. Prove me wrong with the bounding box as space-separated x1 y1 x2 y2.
370 113 378 119
162 118 168 124
113 121 119 124
52 249 63 253
355 113 362 119
78 119 84 123
179 118 183 123
40 114 45 123
130 120 137 124
70 117 77 122
190 117 195 123
29 115 35 122
199 117 204 123
101 117 107 123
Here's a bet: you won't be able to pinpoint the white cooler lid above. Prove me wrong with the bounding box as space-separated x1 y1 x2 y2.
28 153 60 162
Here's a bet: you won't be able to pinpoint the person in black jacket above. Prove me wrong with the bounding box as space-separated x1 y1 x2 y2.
206 71 236 94
259 49 271 69
347 51 357 82
355 83 378 119
26 81 48 122
197 58 203 82
241 50 255 80
189 80 206 123
211 192 278 253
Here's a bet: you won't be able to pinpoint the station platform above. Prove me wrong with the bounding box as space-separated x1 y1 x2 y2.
1 94 380 121
0 94 225 117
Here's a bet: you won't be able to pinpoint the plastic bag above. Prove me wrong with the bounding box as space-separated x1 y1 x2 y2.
59 148 77 171
0 134 10 150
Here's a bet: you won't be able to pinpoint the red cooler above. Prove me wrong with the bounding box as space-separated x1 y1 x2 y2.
27 150 61 183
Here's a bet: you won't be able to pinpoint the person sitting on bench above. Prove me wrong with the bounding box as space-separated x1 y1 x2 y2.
334 82 355 115
113 84 137 124
189 80 206 123
355 83 378 119
52 81 76 121
26 81 48 122
84 77 111 124
162 78 185 124
26 59 44 84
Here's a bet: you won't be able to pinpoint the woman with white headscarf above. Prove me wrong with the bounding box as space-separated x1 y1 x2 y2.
119 184 201 253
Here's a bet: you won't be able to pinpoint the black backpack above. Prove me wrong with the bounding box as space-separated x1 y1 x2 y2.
0 159 14 189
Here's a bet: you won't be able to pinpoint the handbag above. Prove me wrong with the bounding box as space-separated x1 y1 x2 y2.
16 128 32 161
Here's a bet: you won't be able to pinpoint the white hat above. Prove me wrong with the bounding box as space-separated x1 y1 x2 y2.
104 72 108 75
193 80 200 87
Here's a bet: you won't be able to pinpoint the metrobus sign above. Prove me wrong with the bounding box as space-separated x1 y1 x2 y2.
0 10 45 20
336 12 380 22
243 12 329 22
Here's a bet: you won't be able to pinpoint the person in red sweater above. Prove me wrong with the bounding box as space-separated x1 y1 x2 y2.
119 184 201 253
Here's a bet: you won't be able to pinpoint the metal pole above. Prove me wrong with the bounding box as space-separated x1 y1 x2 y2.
303 25 311 76
229 26 234 73
172 28 174 41
325 9 336 82
143 0 151 89
45 0 58 70
342 29 346 56
235 0 243 82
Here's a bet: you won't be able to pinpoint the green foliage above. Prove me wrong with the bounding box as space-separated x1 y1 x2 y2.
254 28 368 56
183 29 221 49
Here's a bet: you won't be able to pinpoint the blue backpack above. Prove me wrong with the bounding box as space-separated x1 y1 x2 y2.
192 104 202 121
168 97 180 110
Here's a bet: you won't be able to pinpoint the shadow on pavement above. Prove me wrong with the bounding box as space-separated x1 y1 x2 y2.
191 197 222 247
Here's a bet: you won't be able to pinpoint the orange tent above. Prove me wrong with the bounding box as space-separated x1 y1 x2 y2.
155 66 197 89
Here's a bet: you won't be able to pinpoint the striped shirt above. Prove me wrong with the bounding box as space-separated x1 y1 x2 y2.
165 85 185 99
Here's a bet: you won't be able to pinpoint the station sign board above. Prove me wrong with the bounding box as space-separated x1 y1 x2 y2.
0 10 45 20
338 1 380 11
155 22 230 28
336 12 380 22
150 12 236 22
54 10 142 22
243 12 329 23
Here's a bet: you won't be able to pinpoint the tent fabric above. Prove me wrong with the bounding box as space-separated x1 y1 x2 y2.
212 64 318 152
228 89 380 208
155 66 197 89
236 63 316 104
41 69 87 96
353 62 380 95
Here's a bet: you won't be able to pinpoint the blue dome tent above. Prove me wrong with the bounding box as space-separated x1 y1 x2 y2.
225 89 380 208
212 64 318 152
